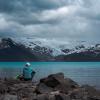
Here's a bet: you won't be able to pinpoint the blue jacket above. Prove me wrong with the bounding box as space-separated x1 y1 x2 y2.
23 67 33 79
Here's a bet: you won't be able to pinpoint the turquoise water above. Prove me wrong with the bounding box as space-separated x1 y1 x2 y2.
0 62 100 88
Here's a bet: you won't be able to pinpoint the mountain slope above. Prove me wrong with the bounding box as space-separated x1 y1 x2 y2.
0 38 38 61
55 45 100 61
0 38 100 61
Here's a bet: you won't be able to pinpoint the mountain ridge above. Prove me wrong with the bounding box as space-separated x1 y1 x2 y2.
0 38 100 61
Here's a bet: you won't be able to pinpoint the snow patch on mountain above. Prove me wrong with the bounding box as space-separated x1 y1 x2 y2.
13 37 66 56
12 37 100 56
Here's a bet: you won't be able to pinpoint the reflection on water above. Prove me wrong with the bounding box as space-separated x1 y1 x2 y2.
0 62 100 89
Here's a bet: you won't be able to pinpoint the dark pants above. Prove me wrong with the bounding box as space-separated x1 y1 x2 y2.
24 78 31 81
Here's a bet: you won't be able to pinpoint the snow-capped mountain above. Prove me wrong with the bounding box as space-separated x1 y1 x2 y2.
13 37 65 56
0 37 100 61
13 37 100 57
0 38 38 61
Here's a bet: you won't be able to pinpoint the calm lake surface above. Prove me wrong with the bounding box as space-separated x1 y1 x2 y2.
0 62 100 88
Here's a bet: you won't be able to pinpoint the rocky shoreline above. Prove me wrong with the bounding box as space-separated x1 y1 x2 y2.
0 73 100 100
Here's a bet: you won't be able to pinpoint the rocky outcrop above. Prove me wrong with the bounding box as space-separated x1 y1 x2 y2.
36 73 79 94
0 73 100 100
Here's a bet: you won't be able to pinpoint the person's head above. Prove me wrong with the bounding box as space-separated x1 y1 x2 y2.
25 62 31 67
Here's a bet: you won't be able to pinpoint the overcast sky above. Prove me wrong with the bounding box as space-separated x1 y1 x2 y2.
0 0 100 43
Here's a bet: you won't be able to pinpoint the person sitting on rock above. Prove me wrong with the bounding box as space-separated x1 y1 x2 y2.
23 62 36 81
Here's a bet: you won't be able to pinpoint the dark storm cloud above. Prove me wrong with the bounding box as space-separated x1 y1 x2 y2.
0 0 100 43
0 0 69 25
0 0 68 13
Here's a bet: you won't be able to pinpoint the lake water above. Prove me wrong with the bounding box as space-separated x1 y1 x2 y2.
0 62 100 89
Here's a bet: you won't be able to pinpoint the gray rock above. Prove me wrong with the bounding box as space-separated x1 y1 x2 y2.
0 83 8 94
0 73 100 100
55 93 71 100
69 85 100 100
55 78 79 94
40 73 64 88
81 85 100 100
39 73 78 94
3 94 17 100
17 87 35 99
0 95 5 100
37 94 49 100
48 94 55 100
36 83 53 94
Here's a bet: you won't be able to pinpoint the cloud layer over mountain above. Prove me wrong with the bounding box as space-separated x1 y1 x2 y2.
0 0 100 43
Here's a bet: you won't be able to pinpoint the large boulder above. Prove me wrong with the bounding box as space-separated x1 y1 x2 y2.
81 85 100 100
37 73 79 94
32 93 71 100
40 73 64 88
1 94 17 100
69 85 100 100
37 94 49 100
55 93 71 100
36 83 54 94
17 84 36 99
0 83 8 94
55 78 78 94
36 93 71 100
